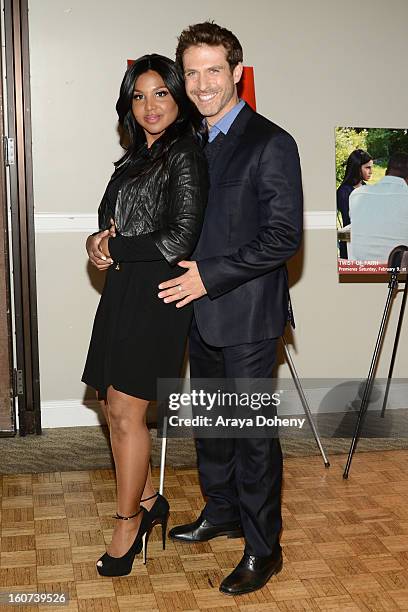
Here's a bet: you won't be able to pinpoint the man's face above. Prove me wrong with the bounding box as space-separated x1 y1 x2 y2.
182 44 243 124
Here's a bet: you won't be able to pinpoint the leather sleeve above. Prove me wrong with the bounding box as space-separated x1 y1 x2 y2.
150 148 208 266
197 132 303 299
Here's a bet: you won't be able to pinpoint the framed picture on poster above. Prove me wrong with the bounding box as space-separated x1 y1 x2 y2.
336 127 408 275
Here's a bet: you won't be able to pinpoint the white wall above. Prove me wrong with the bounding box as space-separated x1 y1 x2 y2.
28 0 408 426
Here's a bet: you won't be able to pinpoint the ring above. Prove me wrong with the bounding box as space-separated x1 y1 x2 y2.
178 285 183 292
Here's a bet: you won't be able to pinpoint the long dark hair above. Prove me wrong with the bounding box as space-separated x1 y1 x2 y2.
115 54 199 168
340 149 373 187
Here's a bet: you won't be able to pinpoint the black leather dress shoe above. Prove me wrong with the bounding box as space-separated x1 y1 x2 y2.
219 551 283 595
168 514 243 542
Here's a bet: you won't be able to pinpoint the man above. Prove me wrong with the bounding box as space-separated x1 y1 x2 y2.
157 22 303 595
349 152 408 262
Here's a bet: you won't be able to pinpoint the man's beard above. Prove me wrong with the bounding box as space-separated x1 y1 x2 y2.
190 87 233 118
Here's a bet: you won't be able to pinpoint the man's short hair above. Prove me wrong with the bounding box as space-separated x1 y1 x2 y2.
176 21 243 70
386 152 408 179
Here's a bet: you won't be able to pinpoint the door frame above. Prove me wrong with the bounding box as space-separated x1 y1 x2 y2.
2 0 41 435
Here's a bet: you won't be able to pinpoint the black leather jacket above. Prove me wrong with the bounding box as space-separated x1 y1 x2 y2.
98 135 208 265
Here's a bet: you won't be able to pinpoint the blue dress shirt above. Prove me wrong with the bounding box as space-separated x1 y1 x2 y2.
207 99 246 142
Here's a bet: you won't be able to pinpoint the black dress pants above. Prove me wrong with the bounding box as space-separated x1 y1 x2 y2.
189 316 283 557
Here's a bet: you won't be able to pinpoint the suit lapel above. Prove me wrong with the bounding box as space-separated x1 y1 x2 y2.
210 103 254 186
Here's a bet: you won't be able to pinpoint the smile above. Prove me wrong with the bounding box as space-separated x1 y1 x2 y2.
197 92 218 103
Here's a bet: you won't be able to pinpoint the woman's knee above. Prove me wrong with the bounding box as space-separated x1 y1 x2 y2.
106 388 148 433
108 407 134 434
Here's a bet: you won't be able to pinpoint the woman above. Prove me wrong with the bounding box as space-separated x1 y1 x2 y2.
337 149 373 258
82 54 208 576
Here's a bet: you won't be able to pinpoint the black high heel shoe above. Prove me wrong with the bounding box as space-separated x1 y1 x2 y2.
96 507 150 577
141 492 170 554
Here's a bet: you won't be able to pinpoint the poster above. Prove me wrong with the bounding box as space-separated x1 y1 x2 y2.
336 127 408 274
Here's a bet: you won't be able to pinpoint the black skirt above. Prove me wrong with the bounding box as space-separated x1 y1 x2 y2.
82 259 192 401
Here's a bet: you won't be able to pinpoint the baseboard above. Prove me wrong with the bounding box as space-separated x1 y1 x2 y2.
40 400 106 428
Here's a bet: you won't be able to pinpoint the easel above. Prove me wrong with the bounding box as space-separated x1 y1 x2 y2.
343 246 408 479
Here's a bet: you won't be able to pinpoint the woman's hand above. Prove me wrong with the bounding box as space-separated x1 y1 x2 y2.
100 235 111 258
109 218 117 237
86 230 113 270
99 218 117 258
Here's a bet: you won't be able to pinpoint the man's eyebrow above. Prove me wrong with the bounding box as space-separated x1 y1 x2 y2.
184 65 224 73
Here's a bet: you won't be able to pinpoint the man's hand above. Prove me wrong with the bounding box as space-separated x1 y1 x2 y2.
86 229 113 270
158 261 207 308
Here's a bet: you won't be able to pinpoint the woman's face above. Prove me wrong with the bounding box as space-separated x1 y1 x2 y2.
132 70 178 147
361 160 373 182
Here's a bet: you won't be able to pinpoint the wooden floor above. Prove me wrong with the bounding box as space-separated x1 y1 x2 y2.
1 450 408 611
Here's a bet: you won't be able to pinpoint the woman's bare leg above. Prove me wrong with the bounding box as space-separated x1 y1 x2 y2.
100 398 110 428
141 464 157 511
140 412 157 509
102 395 157 512
105 385 150 557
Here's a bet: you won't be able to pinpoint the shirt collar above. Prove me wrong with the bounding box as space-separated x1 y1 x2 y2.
207 99 246 143
381 175 408 187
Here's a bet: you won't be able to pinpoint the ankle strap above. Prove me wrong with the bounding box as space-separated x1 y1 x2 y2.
113 507 143 520
140 492 159 502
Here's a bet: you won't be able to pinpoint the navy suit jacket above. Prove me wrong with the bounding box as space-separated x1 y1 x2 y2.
194 103 303 347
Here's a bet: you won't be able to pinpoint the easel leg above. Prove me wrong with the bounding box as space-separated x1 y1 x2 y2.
282 337 330 467
343 275 399 479
381 276 408 417
159 415 168 496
